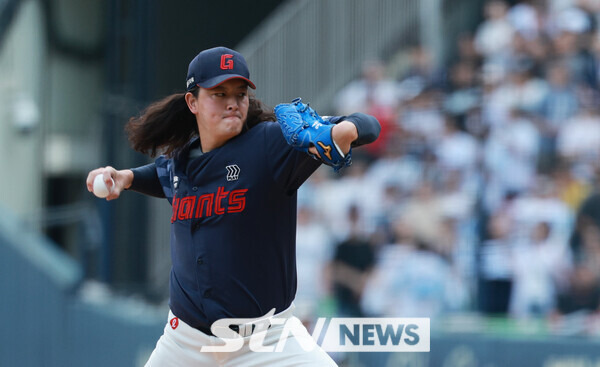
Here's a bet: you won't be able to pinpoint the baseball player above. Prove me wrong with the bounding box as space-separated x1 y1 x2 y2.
86 46 380 366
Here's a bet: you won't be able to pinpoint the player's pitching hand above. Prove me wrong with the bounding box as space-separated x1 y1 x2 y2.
86 166 133 201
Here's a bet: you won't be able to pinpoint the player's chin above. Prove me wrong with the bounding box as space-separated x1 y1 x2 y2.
223 117 244 130
220 121 244 139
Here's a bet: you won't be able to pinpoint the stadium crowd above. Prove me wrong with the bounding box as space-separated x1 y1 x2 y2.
294 0 600 335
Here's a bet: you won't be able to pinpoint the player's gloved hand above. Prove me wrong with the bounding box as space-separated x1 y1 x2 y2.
274 97 352 171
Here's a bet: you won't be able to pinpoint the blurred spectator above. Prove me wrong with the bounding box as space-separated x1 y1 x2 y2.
360 148 423 245
364 146 422 196
515 61 550 112
573 180 600 232
434 115 480 178
333 59 400 115
398 88 446 147
540 61 579 128
453 33 484 68
483 108 540 208
479 202 517 315
333 59 400 158
555 264 600 315
538 61 580 170
508 31 549 77
438 170 477 223
510 221 572 318
400 181 446 252
330 205 376 317
591 35 600 88
295 205 335 322
397 45 447 94
443 61 482 130
507 0 545 41
547 4 592 36
509 175 573 244
309 160 379 240
552 162 591 211
571 182 600 260
370 182 407 244
481 66 539 130
576 219 600 275
437 170 478 281
556 104 600 170
361 220 468 318
549 29 597 86
551 265 600 336
474 0 515 69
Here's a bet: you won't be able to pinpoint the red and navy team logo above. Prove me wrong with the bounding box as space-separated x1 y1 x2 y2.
170 317 179 330
220 54 234 70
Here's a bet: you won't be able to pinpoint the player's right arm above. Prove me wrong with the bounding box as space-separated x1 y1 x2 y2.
86 163 165 200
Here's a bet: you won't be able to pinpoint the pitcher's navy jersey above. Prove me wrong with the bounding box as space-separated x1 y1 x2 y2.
154 121 321 330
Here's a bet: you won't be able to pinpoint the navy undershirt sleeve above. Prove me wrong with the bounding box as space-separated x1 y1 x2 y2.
328 113 381 147
129 163 165 198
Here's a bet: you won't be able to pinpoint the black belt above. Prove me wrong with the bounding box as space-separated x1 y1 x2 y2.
197 323 214 336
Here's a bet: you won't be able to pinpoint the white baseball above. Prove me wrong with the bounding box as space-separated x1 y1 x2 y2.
93 174 114 198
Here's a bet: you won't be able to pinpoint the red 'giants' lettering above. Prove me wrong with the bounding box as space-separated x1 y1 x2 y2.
228 189 248 213
171 187 248 223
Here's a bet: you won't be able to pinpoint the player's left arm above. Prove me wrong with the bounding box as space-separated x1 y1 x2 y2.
308 113 380 157
328 113 381 151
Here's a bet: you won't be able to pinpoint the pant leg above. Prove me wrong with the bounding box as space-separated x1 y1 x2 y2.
145 311 219 367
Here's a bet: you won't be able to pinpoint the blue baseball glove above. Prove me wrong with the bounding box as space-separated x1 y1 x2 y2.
274 98 352 171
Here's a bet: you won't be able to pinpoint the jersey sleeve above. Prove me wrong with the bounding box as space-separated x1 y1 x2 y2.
154 156 176 203
129 163 165 198
263 121 322 195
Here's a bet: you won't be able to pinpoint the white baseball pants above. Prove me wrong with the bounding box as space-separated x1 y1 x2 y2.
145 305 337 367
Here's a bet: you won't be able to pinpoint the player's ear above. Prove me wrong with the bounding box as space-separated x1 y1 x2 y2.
185 91 199 114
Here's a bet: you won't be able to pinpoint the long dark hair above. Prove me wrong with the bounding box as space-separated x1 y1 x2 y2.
125 89 275 157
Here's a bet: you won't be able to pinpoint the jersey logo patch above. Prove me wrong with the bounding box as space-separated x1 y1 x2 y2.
226 165 240 181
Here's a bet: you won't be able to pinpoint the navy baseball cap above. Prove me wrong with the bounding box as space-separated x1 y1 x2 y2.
186 46 256 91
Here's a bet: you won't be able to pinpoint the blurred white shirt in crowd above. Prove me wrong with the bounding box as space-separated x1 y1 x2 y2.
557 110 600 162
